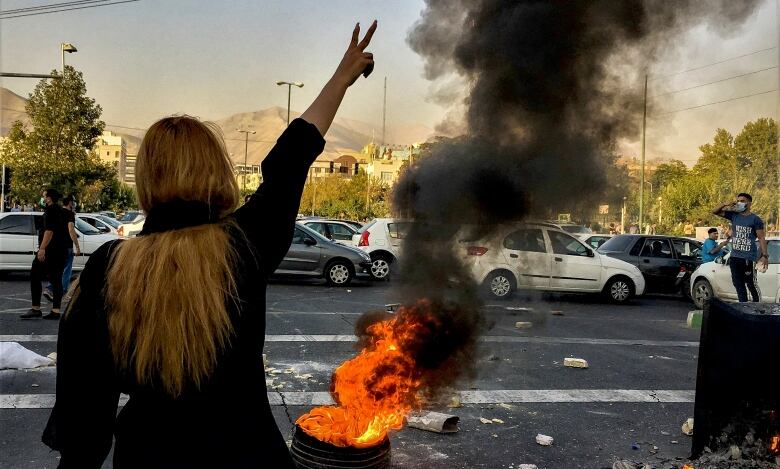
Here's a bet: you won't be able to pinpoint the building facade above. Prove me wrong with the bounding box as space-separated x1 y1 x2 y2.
95 131 131 184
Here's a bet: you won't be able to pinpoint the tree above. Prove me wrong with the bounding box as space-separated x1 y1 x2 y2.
0 66 123 207
300 172 391 221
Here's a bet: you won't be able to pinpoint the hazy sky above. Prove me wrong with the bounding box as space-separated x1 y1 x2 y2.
1 0 778 164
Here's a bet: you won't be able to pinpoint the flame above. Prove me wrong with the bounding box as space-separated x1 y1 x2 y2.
682 465 694 469
770 434 780 455
296 300 437 448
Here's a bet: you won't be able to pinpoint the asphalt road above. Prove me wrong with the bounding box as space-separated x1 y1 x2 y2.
0 273 702 469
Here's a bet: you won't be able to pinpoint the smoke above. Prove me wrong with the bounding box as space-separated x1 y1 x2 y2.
367 0 760 396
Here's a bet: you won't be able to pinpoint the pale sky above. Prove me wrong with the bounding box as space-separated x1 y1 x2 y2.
1 0 778 164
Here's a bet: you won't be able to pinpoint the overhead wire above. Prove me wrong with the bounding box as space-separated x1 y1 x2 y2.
649 46 777 80
651 89 777 117
649 65 778 98
0 0 110 16
0 0 138 19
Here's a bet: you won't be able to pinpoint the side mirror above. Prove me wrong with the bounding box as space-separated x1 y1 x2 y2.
99 226 110 233
587 248 595 257
303 237 317 246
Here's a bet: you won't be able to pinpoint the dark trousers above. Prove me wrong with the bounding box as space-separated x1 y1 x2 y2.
729 257 760 302
31 252 66 309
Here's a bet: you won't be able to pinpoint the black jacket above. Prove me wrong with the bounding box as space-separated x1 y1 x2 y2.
44 119 325 468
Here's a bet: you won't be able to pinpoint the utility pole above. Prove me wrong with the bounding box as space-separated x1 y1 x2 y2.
776 0 780 231
236 129 255 190
382 76 387 145
276 81 304 126
1 163 5 213
639 74 648 233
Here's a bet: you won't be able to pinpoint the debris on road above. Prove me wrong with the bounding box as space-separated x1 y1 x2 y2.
550 310 564 316
506 306 532 311
612 461 636 469
479 417 493 424
517 465 538 469
295 373 313 380
514 321 533 329
563 357 589 368
447 396 462 408
681 417 694 436
406 411 459 433
535 434 554 446
47 352 57 363
0 342 54 369
491 418 505 424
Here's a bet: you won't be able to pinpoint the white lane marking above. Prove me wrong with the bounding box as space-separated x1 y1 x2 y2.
0 307 32 314
0 389 694 409
0 334 699 347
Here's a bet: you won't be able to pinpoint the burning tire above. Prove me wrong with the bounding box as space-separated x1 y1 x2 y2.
325 260 353 286
603 276 633 303
692 278 712 309
290 425 391 469
484 270 515 300
370 254 392 281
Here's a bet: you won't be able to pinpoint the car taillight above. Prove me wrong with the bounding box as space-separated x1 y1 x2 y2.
467 246 488 256
118 226 124 236
358 230 370 247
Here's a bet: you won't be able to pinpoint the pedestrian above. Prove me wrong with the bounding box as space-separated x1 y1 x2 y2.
20 189 70 320
11 201 21 212
43 21 377 469
43 196 81 302
712 193 769 302
701 227 729 263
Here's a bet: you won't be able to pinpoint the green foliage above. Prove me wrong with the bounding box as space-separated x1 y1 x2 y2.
0 66 129 209
300 171 391 221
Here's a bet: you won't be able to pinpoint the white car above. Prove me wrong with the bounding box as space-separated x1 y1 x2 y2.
351 218 410 280
460 222 645 302
0 212 121 271
689 237 780 309
78 213 123 236
577 233 614 250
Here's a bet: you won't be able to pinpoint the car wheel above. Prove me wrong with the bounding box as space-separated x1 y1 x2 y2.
692 278 713 310
370 254 392 281
485 271 515 300
604 276 633 303
325 260 353 286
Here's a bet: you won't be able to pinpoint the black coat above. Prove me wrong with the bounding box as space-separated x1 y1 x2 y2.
44 119 325 468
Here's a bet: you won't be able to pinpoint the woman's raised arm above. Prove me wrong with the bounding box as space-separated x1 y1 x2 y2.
301 20 376 136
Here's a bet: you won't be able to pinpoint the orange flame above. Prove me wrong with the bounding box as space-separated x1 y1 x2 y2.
770 435 780 455
682 464 694 469
296 301 437 448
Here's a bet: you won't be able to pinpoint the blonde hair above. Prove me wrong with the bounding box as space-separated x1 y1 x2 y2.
106 116 240 397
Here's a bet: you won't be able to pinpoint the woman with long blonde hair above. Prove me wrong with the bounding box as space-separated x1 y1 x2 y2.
43 22 377 468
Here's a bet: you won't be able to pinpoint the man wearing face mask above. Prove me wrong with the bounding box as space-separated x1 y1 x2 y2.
712 193 769 302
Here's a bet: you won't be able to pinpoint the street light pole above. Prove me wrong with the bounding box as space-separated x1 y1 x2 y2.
61 42 77 74
276 81 304 126
236 129 256 190
639 74 648 234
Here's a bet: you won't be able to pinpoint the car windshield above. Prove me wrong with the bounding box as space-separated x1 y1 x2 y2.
96 215 121 228
561 225 591 234
120 212 140 222
75 217 101 235
598 235 635 252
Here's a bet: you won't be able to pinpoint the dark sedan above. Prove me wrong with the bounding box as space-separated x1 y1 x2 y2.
597 234 702 295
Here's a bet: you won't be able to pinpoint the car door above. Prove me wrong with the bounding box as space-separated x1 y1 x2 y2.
72 217 105 269
547 230 602 291
637 237 679 291
386 222 409 252
328 223 356 244
712 255 738 300
501 228 550 289
756 240 779 302
276 227 322 274
0 214 36 269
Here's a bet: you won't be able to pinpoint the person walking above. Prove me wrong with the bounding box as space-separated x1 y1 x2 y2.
712 193 769 302
20 189 70 320
43 21 377 469
43 196 81 302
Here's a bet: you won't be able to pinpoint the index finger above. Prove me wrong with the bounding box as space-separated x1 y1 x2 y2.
357 20 377 50
350 22 360 47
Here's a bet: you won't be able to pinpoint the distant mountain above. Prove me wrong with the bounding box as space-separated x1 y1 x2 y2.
1 88 30 135
1 86 436 165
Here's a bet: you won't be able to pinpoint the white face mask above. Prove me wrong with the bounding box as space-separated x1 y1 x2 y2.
735 202 747 212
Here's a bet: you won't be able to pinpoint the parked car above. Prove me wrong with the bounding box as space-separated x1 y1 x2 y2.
273 222 373 286
119 211 144 223
99 210 118 220
550 222 593 235
689 238 780 309
77 213 122 236
577 233 614 250
0 212 121 271
597 234 703 296
117 215 146 237
351 218 411 280
300 219 359 245
460 222 645 302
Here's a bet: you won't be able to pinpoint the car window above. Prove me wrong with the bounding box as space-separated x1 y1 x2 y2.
388 222 411 239
81 217 99 228
75 218 101 235
96 215 121 228
503 228 546 253
291 228 311 244
306 222 328 237
329 223 355 240
549 231 590 256
672 239 701 260
640 238 673 258
768 241 779 264
0 215 34 235
599 235 634 252
357 219 377 234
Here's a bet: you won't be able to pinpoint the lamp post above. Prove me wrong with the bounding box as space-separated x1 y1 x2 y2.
658 196 663 224
276 81 304 126
621 196 627 234
236 129 256 190
61 42 77 74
